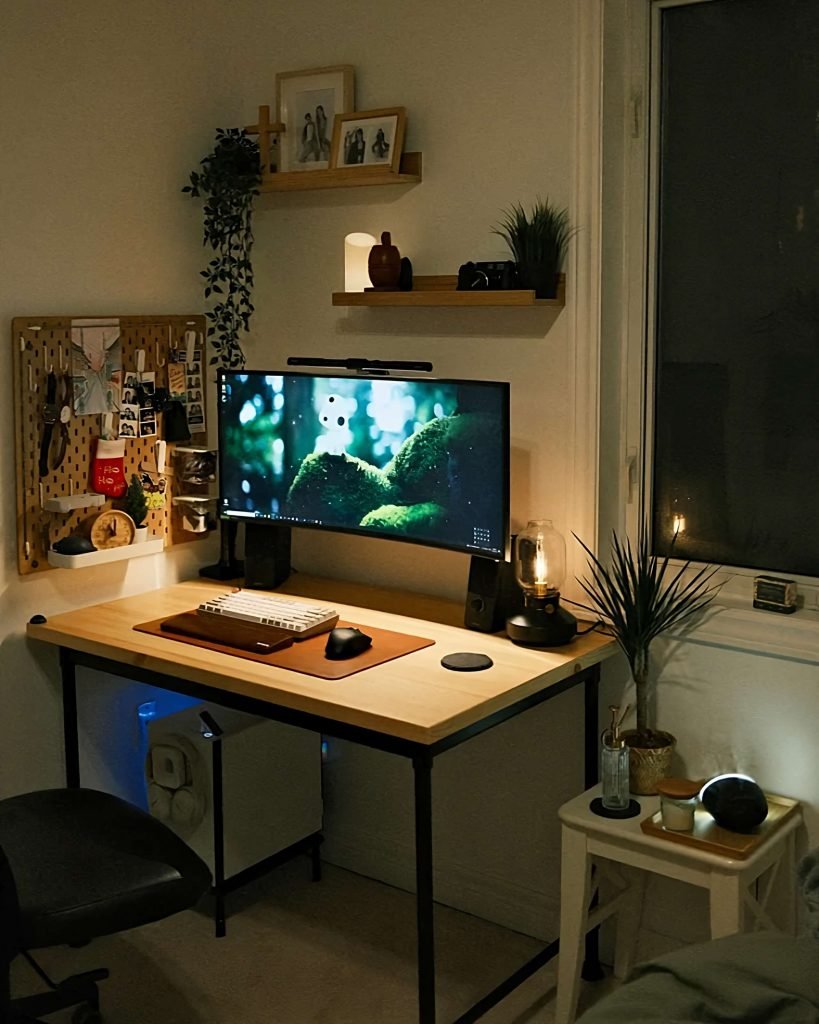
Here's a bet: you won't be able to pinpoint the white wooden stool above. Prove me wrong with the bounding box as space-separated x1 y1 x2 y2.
555 784 802 1024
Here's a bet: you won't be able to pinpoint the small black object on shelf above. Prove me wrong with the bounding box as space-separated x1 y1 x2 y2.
398 256 413 291
457 260 517 291
589 797 641 819
29 614 47 625
52 535 96 556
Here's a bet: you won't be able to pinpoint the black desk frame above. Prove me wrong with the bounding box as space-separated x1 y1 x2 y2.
58 646 600 1024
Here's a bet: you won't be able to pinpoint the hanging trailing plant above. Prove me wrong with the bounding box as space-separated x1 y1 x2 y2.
183 128 261 368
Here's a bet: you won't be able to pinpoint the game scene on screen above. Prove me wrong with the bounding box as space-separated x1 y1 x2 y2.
219 373 506 555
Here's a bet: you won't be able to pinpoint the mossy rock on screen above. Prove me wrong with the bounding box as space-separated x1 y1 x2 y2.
286 452 393 526
385 412 497 503
360 502 447 536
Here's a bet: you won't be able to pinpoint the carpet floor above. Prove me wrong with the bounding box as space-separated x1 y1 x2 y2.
11 858 615 1023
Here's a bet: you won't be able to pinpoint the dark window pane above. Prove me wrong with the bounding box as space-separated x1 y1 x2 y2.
652 0 819 575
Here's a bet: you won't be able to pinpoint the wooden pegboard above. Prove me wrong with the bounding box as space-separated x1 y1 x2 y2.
12 314 211 575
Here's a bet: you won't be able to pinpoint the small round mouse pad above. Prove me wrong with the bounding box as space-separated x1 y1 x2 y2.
441 652 493 672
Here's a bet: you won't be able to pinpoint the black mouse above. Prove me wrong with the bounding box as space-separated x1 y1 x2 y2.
325 627 372 660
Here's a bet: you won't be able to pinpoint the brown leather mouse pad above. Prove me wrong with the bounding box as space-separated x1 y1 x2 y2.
134 612 434 679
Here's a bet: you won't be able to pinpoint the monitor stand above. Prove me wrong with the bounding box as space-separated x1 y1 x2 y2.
243 521 292 590
199 520 244 581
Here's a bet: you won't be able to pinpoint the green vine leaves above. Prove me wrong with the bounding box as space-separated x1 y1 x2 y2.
183 128 261 369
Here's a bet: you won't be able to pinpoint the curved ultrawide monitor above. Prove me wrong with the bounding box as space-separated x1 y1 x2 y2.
217 370 509 558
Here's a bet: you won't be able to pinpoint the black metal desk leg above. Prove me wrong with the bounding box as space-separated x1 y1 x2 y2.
59 647 80 789
582 663 605 982
584 663 600 791
212 737 226 938
414 750 436 1023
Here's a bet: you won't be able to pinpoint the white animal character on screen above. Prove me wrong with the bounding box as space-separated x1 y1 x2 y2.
315 394 357 455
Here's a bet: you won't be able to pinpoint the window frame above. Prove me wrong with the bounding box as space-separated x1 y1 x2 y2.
599 0 819 649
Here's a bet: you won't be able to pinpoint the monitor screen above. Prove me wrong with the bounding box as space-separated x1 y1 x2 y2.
217 370 509 558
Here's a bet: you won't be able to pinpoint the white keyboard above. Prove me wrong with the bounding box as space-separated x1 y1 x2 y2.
198 590 339 638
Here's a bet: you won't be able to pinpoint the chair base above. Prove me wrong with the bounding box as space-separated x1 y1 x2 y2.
11 966 108 1023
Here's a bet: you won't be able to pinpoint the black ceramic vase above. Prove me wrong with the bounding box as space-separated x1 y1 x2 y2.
518 262 558 300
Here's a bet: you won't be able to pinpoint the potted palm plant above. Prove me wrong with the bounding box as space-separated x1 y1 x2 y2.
575 528 720 794
493 197 576 299
183 128 261 369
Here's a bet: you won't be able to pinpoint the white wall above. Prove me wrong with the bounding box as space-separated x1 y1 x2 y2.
2 0 815 956
0 0 592 941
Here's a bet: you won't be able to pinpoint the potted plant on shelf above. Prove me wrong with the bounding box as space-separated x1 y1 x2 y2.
183 128 261 369
575 528 720 794
124 474 149 542
493 197 576 299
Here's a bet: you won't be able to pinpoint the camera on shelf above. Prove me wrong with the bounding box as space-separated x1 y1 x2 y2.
457 260 518 291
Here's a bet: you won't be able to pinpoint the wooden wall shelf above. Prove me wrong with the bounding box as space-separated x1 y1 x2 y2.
259 152 422 193
332 273 566 308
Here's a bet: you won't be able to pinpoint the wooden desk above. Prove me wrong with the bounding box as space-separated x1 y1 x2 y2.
28 576 617 1024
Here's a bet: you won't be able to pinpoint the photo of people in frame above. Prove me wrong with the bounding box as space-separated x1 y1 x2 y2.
333 109 404 170
277 67 353 173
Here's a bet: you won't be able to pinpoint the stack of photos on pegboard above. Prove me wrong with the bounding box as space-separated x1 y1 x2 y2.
168 349 206 435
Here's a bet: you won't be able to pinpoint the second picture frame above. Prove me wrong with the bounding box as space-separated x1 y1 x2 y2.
331 107 406 173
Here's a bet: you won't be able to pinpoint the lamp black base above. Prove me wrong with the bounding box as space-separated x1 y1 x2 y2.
505 602 578 647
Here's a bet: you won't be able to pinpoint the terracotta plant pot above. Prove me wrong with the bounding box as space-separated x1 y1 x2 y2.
368 231 401 290
623 729 676 795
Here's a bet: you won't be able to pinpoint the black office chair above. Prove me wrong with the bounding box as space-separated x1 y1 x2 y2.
0 787 211 1023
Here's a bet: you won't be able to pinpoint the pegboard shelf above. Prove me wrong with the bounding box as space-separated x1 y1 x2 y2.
12 314 211 575
42 493 106 513
48 537 164 569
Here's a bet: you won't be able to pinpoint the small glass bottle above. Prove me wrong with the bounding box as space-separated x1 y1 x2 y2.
601 705 630 811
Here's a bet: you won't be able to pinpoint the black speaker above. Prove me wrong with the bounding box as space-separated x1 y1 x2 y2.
243 522 292 589
464 553 524 632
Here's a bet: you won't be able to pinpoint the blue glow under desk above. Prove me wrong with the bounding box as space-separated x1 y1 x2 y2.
28 576 617 1024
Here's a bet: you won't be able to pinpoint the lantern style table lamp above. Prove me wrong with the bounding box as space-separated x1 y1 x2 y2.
505 519 578 646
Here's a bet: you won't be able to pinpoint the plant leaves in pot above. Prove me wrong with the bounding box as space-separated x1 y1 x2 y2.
493 197 576 299
183 128 261 369
574 528 720 794
124 473 149 542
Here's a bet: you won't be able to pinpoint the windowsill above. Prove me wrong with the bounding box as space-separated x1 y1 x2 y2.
674 594 819 666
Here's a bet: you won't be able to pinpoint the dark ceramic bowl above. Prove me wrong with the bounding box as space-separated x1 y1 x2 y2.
700 774 768 833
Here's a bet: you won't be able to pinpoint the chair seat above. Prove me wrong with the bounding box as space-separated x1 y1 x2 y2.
0 788 211 949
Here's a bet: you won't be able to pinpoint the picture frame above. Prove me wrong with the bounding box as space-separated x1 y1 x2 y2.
330 107 406 173
275 65 355 172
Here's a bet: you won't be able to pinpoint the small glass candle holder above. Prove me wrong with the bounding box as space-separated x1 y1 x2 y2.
656 778 701 831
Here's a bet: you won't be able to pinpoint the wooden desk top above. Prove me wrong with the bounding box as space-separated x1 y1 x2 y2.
27 577 617 745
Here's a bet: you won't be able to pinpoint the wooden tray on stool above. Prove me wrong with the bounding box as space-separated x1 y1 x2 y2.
640 793 800 859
